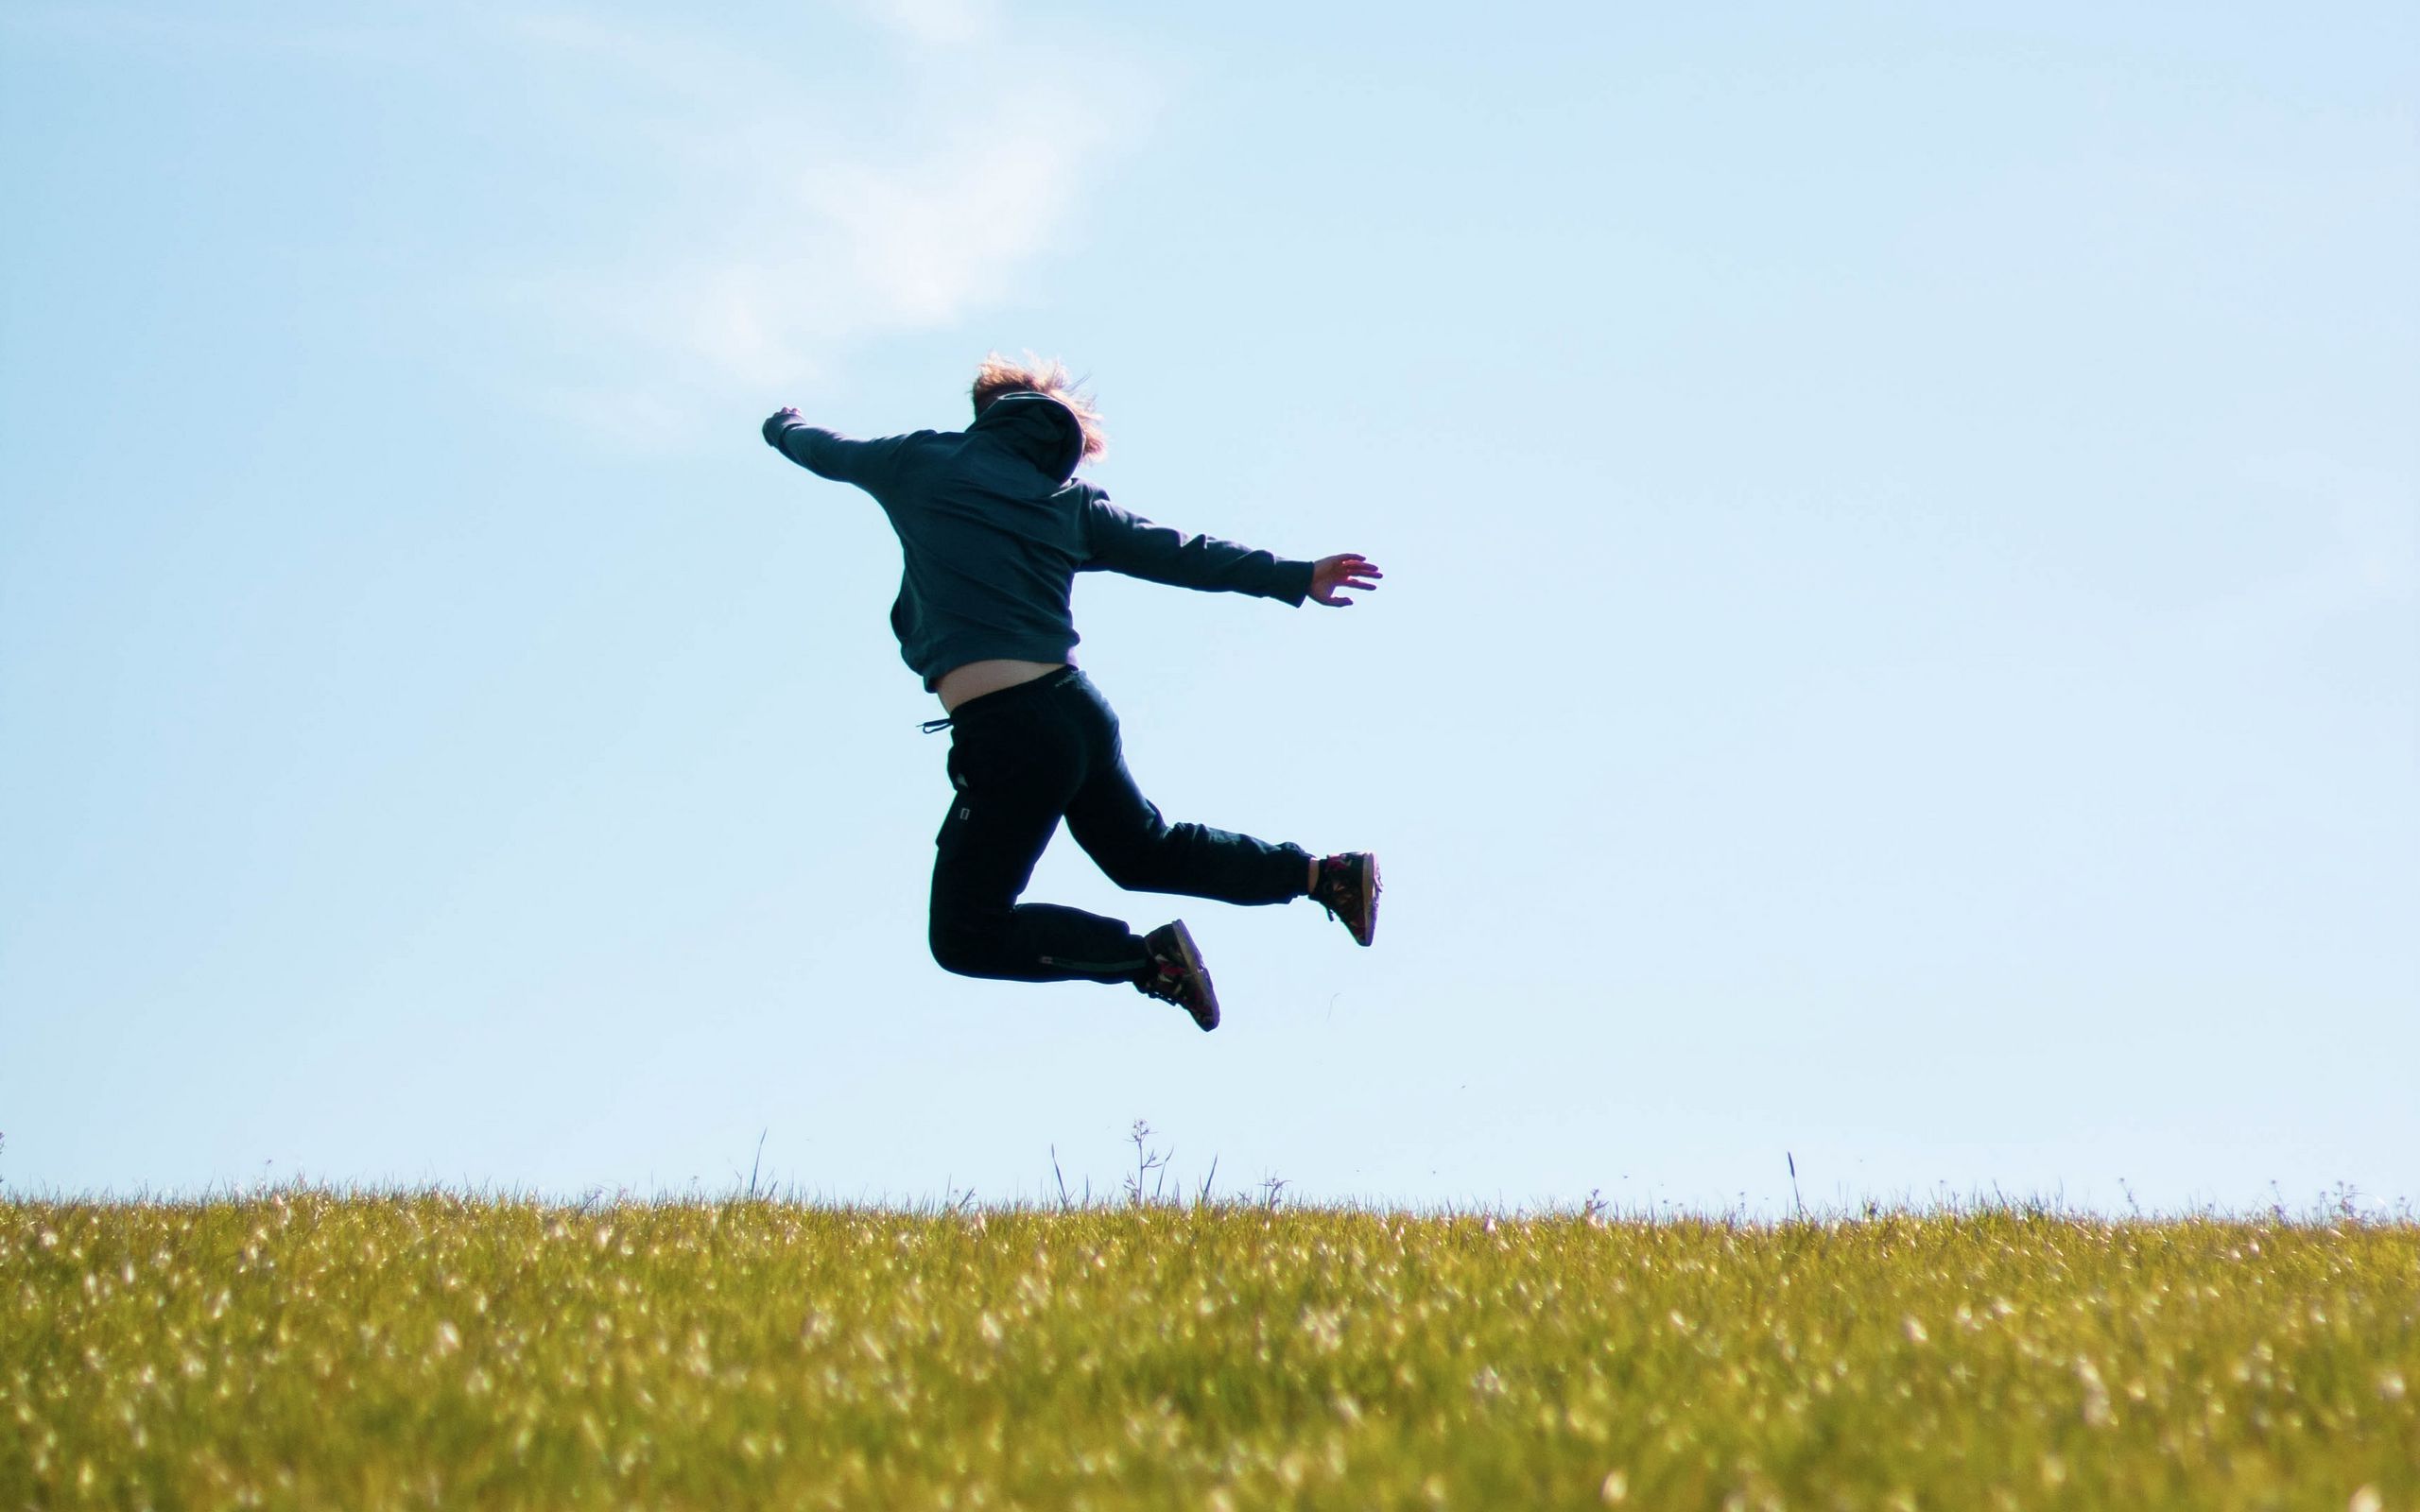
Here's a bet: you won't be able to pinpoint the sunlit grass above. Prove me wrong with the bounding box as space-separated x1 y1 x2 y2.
6 1193 2414 1508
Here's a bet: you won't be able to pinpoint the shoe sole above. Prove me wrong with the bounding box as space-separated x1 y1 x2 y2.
1164 919 1219 1031
1351 854 1380 947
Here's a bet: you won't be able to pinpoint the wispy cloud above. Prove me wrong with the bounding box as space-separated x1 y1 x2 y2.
3 4 1148 450
848 0 1004 46
490 6 1149 449
2178 478 2417 659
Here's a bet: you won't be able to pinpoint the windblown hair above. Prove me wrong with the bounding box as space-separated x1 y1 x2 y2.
971 352 1108 460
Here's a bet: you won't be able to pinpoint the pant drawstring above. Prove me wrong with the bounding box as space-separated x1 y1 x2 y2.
919 717 954 734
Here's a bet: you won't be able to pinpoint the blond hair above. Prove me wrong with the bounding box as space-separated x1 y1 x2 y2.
970 352 1107 460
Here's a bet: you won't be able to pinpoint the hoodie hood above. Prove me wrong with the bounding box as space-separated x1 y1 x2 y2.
967 390 1087 485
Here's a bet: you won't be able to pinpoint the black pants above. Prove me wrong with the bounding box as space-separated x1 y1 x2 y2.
928 668 1311 984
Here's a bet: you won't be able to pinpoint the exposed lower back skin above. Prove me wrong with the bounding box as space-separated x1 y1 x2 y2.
936 659 1067 713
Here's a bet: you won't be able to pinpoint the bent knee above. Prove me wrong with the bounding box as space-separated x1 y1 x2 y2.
928 929 985 979
928 913 1010 978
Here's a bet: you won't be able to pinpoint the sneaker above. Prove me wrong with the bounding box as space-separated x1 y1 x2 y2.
1311 852 1380 946
1136 919 1219 1031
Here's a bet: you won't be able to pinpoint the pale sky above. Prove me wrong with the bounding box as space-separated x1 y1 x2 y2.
3 1 2413 1213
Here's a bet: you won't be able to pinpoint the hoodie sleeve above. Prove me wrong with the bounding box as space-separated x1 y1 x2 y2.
1080 494 1317 606
762 413 913 495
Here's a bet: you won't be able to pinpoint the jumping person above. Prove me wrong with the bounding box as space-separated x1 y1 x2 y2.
760 354 1380 1032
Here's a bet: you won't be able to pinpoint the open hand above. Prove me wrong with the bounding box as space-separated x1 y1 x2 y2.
1310 553 1382 607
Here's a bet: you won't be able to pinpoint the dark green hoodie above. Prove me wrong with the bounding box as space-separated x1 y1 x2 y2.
762 393 1315 689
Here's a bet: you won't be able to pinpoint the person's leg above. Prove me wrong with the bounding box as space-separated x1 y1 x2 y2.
1060 674 1313 905
927 680 1152 984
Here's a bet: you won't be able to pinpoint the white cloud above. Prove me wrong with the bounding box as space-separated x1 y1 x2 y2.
2179 483 2418 658
489 9 1146 450
849 0 1003 46
6 6 1145 450
801 129 1108 330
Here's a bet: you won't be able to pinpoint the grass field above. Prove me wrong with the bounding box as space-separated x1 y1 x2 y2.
6 1192 2415 1509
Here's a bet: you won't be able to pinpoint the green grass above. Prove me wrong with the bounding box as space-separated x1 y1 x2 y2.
6 1193 2415 1509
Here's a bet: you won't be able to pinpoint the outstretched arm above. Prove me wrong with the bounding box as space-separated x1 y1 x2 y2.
1082 497 1380 608
761 407 910 490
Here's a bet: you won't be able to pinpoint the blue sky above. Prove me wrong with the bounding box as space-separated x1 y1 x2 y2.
3 1 2413 1212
